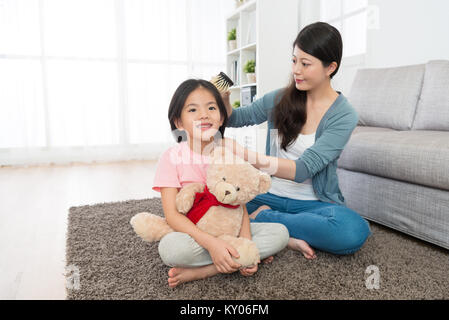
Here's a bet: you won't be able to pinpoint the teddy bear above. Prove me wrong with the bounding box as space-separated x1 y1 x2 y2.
130 146 271 268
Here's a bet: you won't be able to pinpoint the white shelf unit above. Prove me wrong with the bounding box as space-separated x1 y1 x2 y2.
225 0 257 100
225 0 258 151
223 0 300 153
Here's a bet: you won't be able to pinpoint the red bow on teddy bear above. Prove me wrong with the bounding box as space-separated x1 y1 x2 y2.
186 185 240 224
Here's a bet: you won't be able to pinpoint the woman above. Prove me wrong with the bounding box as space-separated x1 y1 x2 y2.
221 22 371 259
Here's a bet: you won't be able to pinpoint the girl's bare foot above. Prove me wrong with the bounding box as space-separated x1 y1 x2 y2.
249 205 271 220
167 265 219 288
288 237 317 260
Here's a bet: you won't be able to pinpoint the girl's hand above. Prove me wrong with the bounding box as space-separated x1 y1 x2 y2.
205 236 242 274
239 264 258 277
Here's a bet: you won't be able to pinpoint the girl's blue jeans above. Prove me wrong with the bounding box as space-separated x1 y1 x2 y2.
246 192 372 255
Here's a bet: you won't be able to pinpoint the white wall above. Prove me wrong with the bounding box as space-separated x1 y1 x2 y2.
298 0 321 28
257 0 300 95
298 0 449 95
254 0 300 153
366 0 449 68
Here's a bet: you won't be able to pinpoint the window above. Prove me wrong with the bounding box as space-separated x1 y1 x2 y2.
0 0 232 159
320 0 368 58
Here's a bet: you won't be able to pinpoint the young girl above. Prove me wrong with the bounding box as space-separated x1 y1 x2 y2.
153 79 289 288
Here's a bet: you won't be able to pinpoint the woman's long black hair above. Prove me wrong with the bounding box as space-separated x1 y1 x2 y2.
273 22 343 151
168 79 228 143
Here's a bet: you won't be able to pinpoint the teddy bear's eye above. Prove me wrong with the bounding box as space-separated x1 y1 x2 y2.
236 187 240 191
222 177 226 181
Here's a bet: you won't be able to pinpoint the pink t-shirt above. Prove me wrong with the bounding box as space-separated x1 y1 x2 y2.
152 141 211 192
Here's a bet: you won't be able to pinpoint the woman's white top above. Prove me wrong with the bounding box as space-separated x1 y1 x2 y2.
268 132 319 201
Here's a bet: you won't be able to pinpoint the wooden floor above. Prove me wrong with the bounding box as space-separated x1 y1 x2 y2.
0 160 159 300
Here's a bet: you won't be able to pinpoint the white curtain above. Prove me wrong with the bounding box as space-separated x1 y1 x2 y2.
0 0 233 166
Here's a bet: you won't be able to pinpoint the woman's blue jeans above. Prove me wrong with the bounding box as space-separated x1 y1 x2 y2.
246 192 371 255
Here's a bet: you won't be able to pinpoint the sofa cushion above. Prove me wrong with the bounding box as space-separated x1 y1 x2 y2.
348 64 425 130
351 126 395 135
339 126 449 191
412 60 449 131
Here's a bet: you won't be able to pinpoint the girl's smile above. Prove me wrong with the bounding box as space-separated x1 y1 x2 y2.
175 87 224 149
196 122 214 131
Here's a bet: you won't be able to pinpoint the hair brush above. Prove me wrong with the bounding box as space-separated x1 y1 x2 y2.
211 72 234 92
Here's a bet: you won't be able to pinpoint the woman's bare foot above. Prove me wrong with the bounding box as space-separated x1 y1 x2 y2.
262 256 274 264
167 265 219 288
249 205 271 220
288 237 317 260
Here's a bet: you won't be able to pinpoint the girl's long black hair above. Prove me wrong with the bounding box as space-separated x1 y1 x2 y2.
273 22 343 151
168 79 228 143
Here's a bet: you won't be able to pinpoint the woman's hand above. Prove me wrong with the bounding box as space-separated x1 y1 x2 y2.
220 137 246 160
239 264 258 277
220 91 232 117
221 138 289 178
205 236 242 274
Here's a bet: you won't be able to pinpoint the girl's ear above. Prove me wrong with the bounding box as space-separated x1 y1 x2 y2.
174 118 184 130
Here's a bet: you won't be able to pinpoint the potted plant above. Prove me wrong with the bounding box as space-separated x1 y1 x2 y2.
243 59 256 83
235 0 245 8
228 28 237 51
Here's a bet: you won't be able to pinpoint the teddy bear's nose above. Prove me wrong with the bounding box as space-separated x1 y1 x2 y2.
225 190 231 195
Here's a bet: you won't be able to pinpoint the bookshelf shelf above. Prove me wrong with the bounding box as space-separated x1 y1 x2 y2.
225 0 258 151
226 0 258 106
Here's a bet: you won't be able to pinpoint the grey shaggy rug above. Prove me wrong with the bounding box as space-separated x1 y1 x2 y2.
66 197 449 300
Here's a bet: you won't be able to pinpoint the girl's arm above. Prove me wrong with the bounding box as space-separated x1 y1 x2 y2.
239 205 252 240
239 204 259 277
161 187 212 247
160 187 242 273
